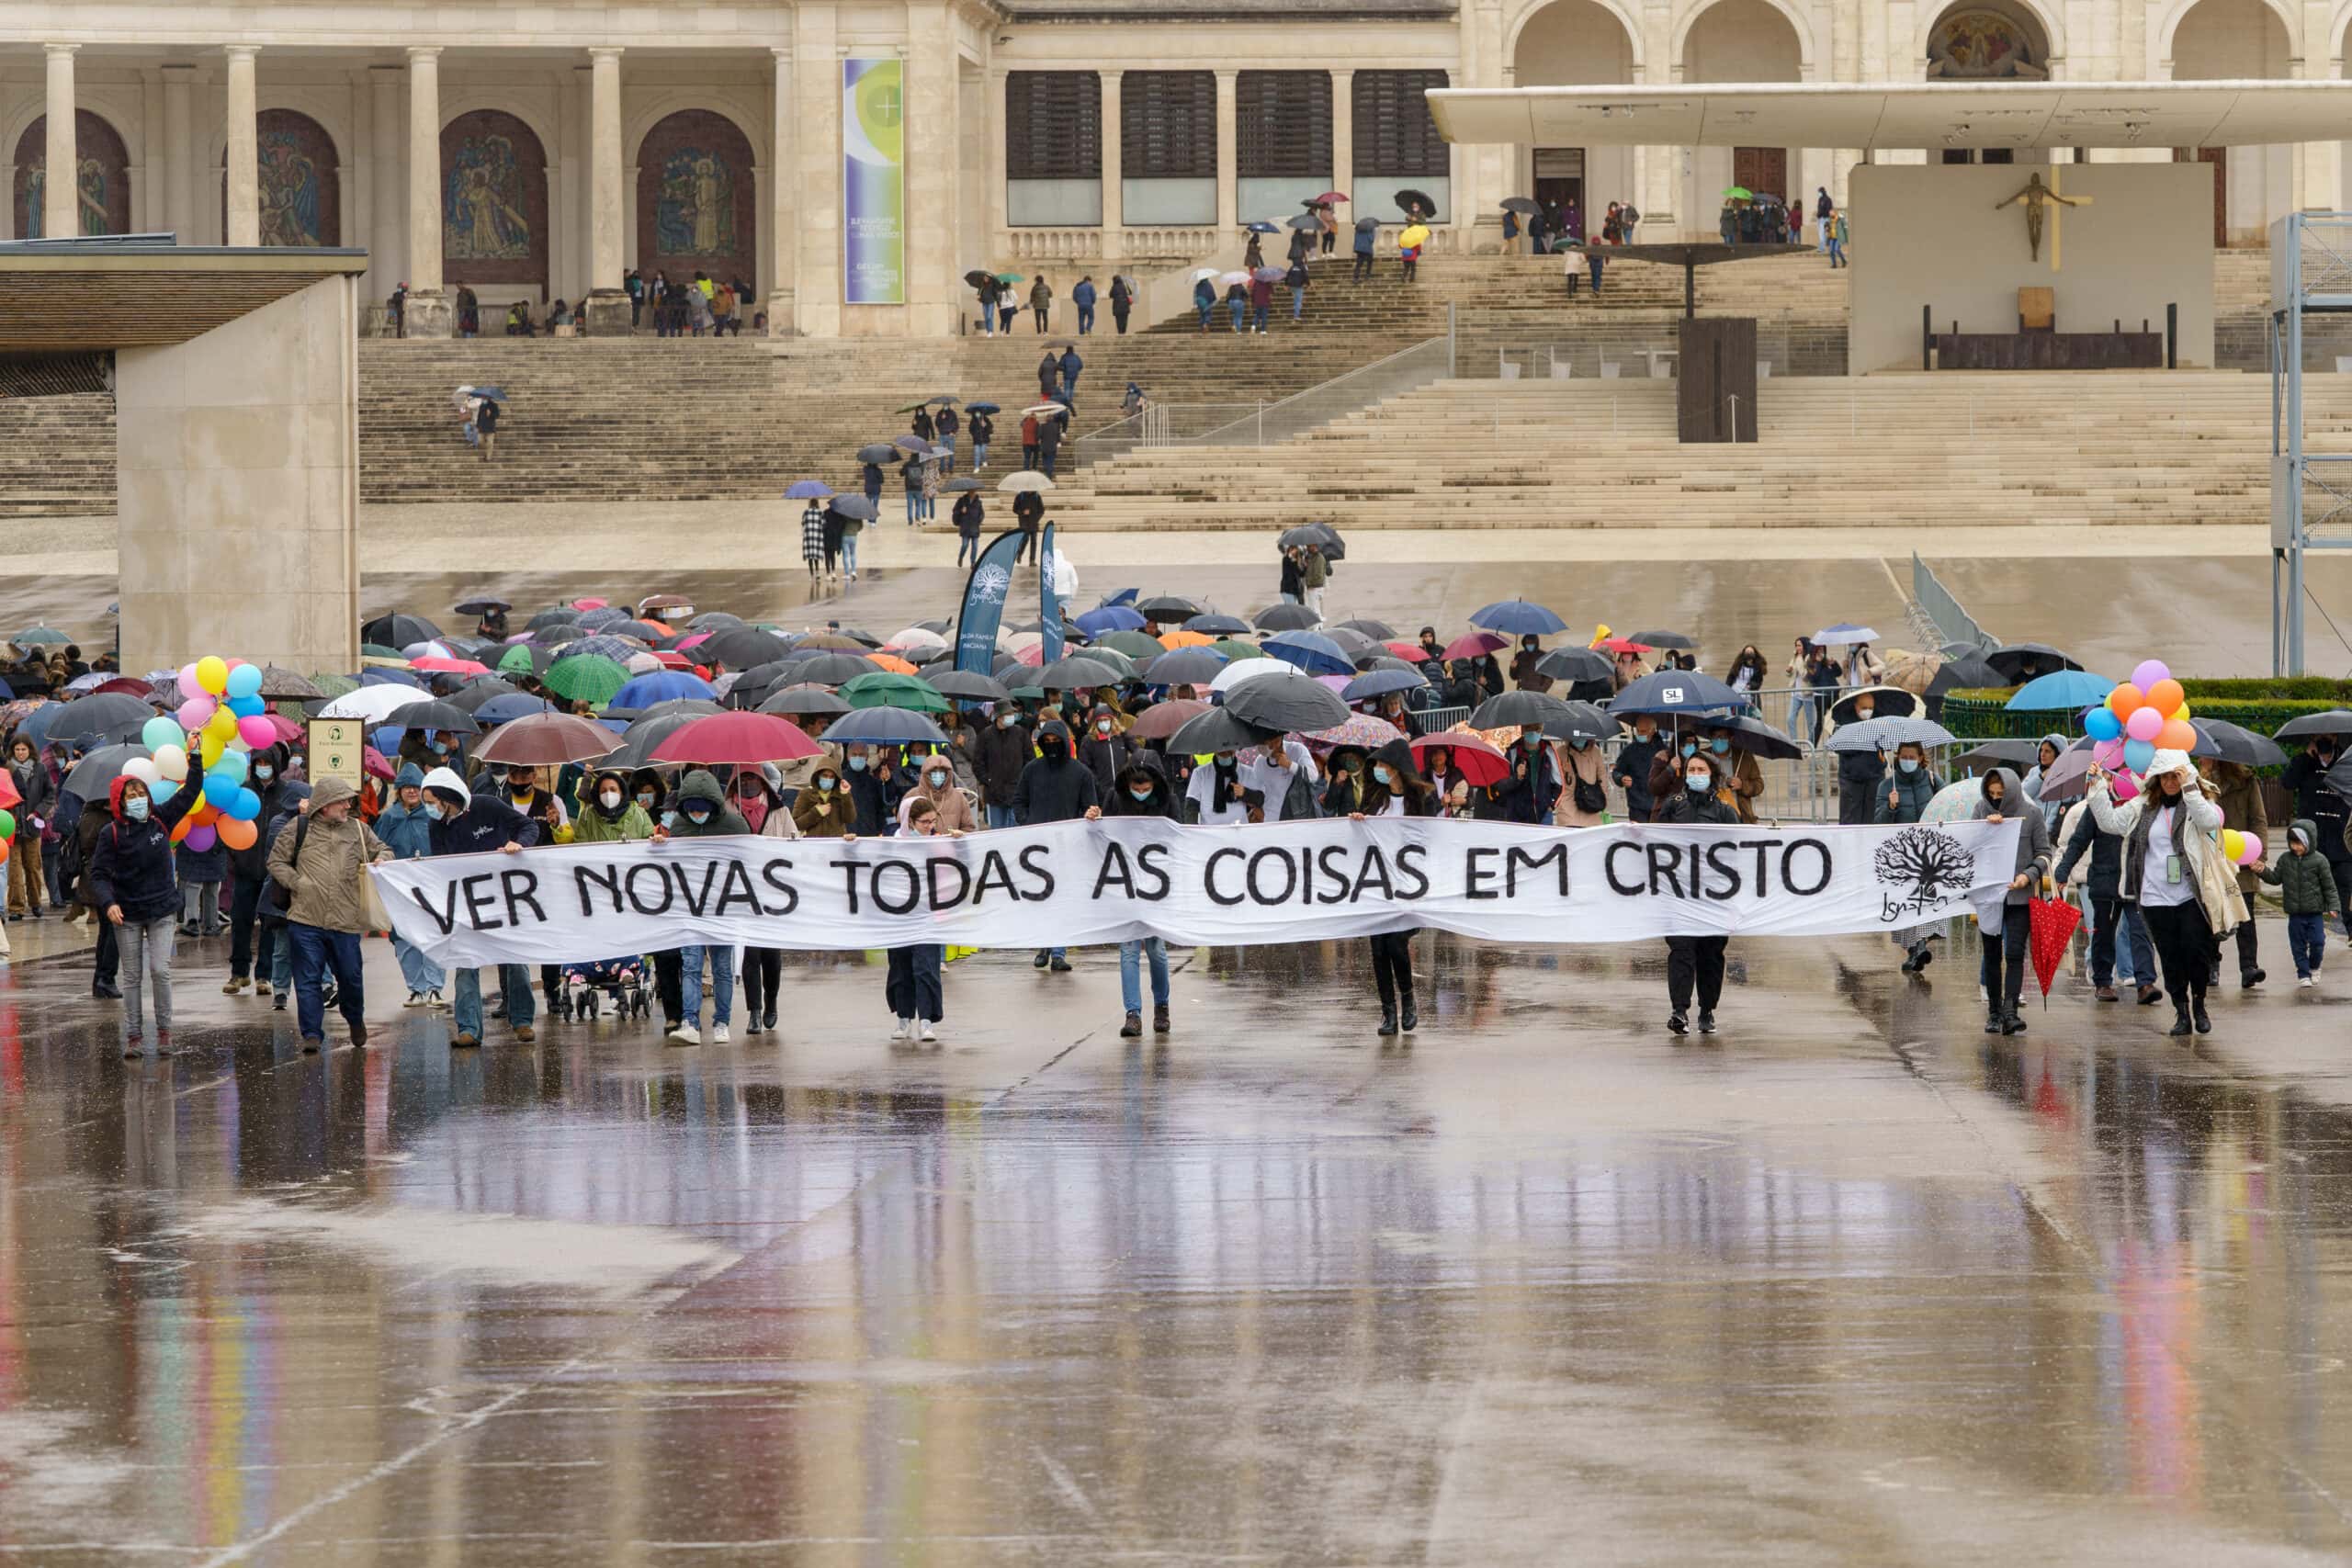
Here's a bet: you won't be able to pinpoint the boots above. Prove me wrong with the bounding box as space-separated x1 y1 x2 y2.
2000 1010 2027 1035
1377 1004 1399 1037
1152 1003 1170 1033
2193 999 2212 1034
2169 1006 2193 1038
1985 1009 2003 1034
1399 989 1418 1033
1120 1011 1142 1038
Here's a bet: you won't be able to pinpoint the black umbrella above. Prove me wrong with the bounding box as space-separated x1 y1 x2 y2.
44 693 156 746
1034 656 1126 691
2274 709 2352 740
929 670 1012 702
1627 629 1698 650
1500 196 1542 214
1826 686 1918 726
1541 701 1618 744
1927 656 2007 698
2191 718 2289 767
387 700 480 735
1355 216 1380 231
453 595 511 616
1169 706 1282 755
944 477 983 492
1277 523 1340 552
1332 617 1400 640
1285 213 1321 231
965 402 1001 417
1984 642 2084 680
1471 690 1571 730
526 607 580 631
1144 648 1230 686
688 611 746 632
1184 614 1252 636
61 743 145 804
1534 647 1611 684
360 612 442 648
1714 714 1803 761
445 676 525 714
1609 670 1747 716
855 443 900 464
832 495 880 522
701 627 795 670
1253 603 1322 632
1395 188 1435 217
823 706 949 748
1221 672 1350 734
963 268 995 288
605 712 709 770
1136 594 1205 620
796 651 883 686
1953 739 2043 772
758 684 854 718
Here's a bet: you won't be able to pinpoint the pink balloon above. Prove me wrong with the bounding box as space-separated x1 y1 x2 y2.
2111 773 2141 803
176 696 216 731
237 714 277 750
2092 738 2127 769
184 824 217 853
2238 832 2265 865
2123 705 2164 743
175 663 206 702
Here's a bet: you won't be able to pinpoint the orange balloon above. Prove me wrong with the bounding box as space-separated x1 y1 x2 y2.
0 838 12 866
2144 678 2185 716
188 802 219 827
2108 682 2144 716
2157 718 2197 750
216 816 258 852
169 813 194 843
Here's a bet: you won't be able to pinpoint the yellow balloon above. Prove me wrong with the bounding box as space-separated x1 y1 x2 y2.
195 654 230 695
2222 829 2245 862
204 707 238 741
200 733 224 768
2171 702 2190 722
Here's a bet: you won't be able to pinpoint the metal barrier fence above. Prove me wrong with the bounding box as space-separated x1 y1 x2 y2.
1911 551 1995 653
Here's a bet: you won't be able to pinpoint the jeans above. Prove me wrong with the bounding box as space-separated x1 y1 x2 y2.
454 964 535 1038
1666 935 1726 1013
1250 305 1269 333
680 944 735 1027
1817 222 1830 253
1197 301 1214 329
2141 899 2213 1010
1229 300 1247 332
982 299 996 334
1826 238 1846 266
842 533 859 576
906 491 921 524
1119 937 1169 1012
2289 912 2326 976
288 923 365 1041
269 925 293 991
887 944 944 1022
1784 691 1815 739
974 441 989 468
1291 287 1306 320
228 876 277 980
393 932 445 995
957 533 979 567
1352 253 1373 281
118 915 175 1043
988 805 1018 830
1076 303 1094 333
2090 896 2155 987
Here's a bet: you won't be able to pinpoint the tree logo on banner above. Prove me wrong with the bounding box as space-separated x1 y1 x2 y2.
970 564 1012 605
1873 825 1973 919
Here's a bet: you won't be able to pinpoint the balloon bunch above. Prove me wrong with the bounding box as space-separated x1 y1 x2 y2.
2080 658 2196 798
119 655 270 854
2221 827 2267 867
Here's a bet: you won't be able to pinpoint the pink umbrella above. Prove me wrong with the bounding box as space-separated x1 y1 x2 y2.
572 597 610 611
411 656 490 675
1304 713 1405 750
1013 643 1046 667
362 745 396 780
1313 674 1351 693
676 632 713 650
650 712 823 765
255 711 304 743
1442 631 1508 660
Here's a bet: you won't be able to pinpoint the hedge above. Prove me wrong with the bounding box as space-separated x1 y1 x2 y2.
1942 677 2352 742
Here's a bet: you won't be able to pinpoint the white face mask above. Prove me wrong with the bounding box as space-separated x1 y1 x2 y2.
600 790 622 809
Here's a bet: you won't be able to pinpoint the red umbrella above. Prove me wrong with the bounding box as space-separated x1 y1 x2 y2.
92 676 155 698
474 712 622 767
1596 637 1657 656
650 712 821 765
2027 895 2083 1007
1384 640 1431 661
1128 699 1210 741
650 649 693 669
1442 631 1508 661
1411 730 1507 787
255 711 304 743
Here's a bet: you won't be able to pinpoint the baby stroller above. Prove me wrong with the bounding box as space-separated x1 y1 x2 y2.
563 955 652 1022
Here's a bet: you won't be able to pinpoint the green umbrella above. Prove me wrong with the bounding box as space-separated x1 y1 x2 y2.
361 643 403 659
542 652 629 708
12 625 69 646
1723 186 1752 200
1211 638 1270 662
995 272 1024 283
497 643 552 676
841 671 948 714
307 672 360 700
1092 630 1167 660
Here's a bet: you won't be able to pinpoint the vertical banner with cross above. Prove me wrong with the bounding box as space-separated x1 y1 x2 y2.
842 58 905 305
306 718 367 795
1039 522 1064 665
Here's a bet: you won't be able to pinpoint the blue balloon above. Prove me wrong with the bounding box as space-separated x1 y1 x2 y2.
201 771 240 807
228 786 262 822
149 777 177 805
223 662 264 701
2123 738 2155 774
210 749 247 784
2084 707 2122 742
140 716 184 753
227 694 265 719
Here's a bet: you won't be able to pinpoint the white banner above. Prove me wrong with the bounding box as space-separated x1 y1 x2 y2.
369 818 2020 968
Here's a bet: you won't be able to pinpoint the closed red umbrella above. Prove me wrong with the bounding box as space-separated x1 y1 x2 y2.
650 712 821 765
2027 894 2083 1007
1410 730 1507 787
475 711 623 767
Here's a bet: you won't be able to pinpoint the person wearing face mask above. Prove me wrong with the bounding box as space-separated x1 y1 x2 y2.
372 762 446 1009
1833 697 1886 826
6 734 51 920
1349 739 1437 1035
85 773 203 1058
422 767 536 1050
500 764 572 1021
973 705 1035 830
1418 744 1474 818
1657 750 1737 1035
1107 755 1179 1037
1971 766 2054 1036
1555 735 1609 828
886 798 960 1043
1074 705 1136 797
2020 732 2067 818
1724 645 1768 694
1509 636 1555 694
1646 725 1693 818
647 769 748 1045
2052 760 2160 1005
1240 735 1319 822
267 776 393 1055
222 742 295 997
733 769 781 834
794 764 854 838
1015 720 1102 971
1321 750 1368 817
2281 732 2352 942
1614 716 1665 823
2088 750 2231 1036
899 750 978 833
1487 728 1561 825
1876 740 1946 974
1705 728 1765 825
1184 748 1258 828
841 744 905 838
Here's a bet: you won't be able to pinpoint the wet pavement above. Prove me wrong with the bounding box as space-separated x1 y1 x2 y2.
3 908 2351 1564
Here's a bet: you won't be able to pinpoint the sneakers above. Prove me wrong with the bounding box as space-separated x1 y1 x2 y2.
1668 1010 1689 1036
1153 1004 1170 1033
223 976 249 995
121 1032 142 1059
300 1037 322 1054
919 1021 937 1043
2299 974 2316 987
153 1031 172 1055
1121 1011 1142 1038
426 989 445 1010
1697 1010 1716 1034
514 1024 536 1043
402 990 425 1008
711 1024 730 1044
891 1017 910 1041
667 1023 701 1046
452 1031 481 1048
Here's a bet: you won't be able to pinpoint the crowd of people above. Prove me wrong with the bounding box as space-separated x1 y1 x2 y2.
6 591 2345 1058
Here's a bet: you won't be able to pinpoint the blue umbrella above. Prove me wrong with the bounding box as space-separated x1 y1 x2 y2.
784 479 835 500
1470 599 1569 637
1343 668 1426 702
611 671 718 709
358 668 424 689
1263 632 1353 677
470 385 507 402
1075 605 1146 637
1609 670 1747 716
1183 613 1252 635
1244 220 1280 232
966 400 1001 415
2006 670 2115 711
1097 588 1139 609
475 694 557 725
821 705 950 747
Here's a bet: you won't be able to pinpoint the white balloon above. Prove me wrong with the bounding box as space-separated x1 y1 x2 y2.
152 744 189 782
122 757 161 786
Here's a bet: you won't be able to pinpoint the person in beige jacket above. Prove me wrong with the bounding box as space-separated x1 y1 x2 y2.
266 775 390 1052
898 750 978 833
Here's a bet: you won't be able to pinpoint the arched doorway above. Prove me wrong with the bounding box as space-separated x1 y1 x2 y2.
2170 0 2292 246
1510 0 1639 243
1922 4 2052 163
12 109 130 239
220 108 341 246
1680 0 1804 233
441 109 549 298
634 109 759 293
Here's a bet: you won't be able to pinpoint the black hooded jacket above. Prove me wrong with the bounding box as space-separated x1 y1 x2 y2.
1106 755 1179 820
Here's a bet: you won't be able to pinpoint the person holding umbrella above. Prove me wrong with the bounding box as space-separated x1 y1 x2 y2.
802 495 828 583
2280 727 2351 943
2052 765 2161 1005
977 273 999 335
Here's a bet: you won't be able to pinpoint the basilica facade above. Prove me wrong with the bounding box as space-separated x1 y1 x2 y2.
2 0 2337 336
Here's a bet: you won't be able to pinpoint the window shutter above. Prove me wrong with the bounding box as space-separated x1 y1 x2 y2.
1351 70 1450 177
1236 72 1332 177
1120 71 1216 179
1006 72 1102 179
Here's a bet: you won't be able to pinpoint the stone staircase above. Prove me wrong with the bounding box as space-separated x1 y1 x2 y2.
0 393 116 517
1040 370 2352 533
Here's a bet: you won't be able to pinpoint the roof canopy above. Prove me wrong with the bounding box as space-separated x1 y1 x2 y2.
0 242 367 353
1428 81 2352 152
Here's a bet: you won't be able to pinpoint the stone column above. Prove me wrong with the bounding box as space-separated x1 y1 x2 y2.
368 65 404 302
583 47 630 333
768 45 797 333
904 9 959 333
1214 69 1238 231
1330 69 1353 224
2301 11 2340 212
404 47 452 334
163 64 196 242
794 6 842 336
1463 0 1509 248
43 44 77 239
137 72 164 231
1098 69 1123 260
224 46 261 246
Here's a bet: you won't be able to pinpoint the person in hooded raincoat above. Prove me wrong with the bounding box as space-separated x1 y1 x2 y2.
85 773 201 1057
1972 766 2054 1037
423 765 537 1049
650 769 747 1046
375 761 445 1008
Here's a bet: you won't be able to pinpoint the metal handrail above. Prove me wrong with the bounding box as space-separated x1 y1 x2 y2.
1182 322 1454 447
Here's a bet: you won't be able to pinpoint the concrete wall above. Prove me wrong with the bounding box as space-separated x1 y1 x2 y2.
116 275 358 674
1849 162 2215 374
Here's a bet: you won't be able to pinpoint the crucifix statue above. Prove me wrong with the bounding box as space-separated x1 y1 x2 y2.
1995 169 2092 270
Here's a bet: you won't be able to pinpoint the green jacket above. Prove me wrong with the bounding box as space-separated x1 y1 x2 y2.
667 769 748 836
2260 822 2337 914
569 770 653 843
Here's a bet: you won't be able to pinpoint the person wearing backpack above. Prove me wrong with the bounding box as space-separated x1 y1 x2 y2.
85 773 203 1057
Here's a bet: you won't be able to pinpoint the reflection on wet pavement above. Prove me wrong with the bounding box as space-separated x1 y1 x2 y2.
3 915 2350 1563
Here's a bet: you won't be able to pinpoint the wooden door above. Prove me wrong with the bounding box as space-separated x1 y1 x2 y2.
1732 146 1788 201
2177 146 2226 247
